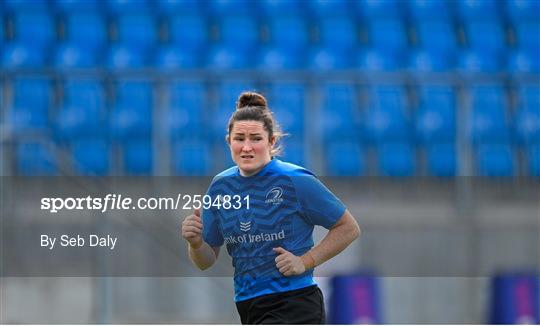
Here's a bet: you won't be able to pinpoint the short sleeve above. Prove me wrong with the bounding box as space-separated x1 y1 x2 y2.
291 175 346 229
202 181 224 247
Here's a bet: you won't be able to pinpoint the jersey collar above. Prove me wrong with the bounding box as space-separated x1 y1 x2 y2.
235 158 277 178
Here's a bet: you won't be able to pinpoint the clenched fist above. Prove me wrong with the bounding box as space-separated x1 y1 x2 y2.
273 247 307 277
181 208 203 249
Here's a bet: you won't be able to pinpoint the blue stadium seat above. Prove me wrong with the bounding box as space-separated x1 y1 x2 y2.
416 104 455 143
469 85 510 144
106 0 150 13
308 47 355 70
169 80 207 112
365 106 409 143
110 81 153 140
168 106 203 139
16 141 58 176
5 0 49 11
416 86 456 143
426 142 456 177
172 140 211 175
280 139 306 167
155 45 202 69
309 0 351 17
464 20 505 55
325 142 364 176
116 13 158 50
318 17 357 51
322 82 358 108
167 80 207 139
458 50 503 73
107 45 147 69
64 79 105 111
207 0 255 15
378 142 415 176
218 16 258 50
7 107 49 133
54 43 99 68
409 50 454 72
55 106 103 140
365 86 410 143
267 82 305 136
507 0 540 21
508 50 540 74
416 20 457 53
457 0 501 21
419 85 456 109
519 84 540 110
0 15 4 46
515 21 540 52
527 144 540 176
156 0 203 15
257 46 305 70
207 45 252 69
319 83 361 141
268 16 309 51
123 139 153 175
13 78 51 109
116 80 153 109
56 80 105 139
367 19 408 52
260 0 305 17
168 14 208 49
408 0 452 20
7 78 51 132
515 105 540 144
55 0 102 12
64 12 107 49
2 42 46 68
110 107 152 140
270 106 304 140
13 12 55 48
71 139 110 175
475 143 514 177
357 0 403 19
358 49 402 71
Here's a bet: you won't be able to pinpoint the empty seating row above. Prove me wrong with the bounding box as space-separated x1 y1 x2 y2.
1 10 538 71
6 79 539 145
12 139 540 177
4 0 539 21
4 78 539 177
3 44 539 73
4 12 538 48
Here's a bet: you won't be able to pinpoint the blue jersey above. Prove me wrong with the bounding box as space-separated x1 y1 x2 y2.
202 158 346 302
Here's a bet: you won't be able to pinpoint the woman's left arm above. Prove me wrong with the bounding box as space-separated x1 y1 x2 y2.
274 209 361 276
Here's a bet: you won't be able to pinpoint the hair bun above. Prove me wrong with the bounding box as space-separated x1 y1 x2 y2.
236 92 267 109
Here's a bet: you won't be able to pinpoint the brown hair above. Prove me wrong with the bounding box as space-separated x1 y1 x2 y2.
227 91 284 156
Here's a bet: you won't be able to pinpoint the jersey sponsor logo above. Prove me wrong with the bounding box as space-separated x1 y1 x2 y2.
224 230 285 245
265 187 284 205
240 221 251 232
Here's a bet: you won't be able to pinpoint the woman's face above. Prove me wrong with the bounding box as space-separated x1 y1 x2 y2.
229 120 275 177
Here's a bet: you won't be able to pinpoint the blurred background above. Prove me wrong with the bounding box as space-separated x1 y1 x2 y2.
0 0 539 324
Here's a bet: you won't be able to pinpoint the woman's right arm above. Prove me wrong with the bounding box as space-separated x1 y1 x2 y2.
188 242 220 270
182 208 220 270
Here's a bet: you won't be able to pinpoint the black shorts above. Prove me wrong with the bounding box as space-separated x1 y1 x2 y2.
235 285 326 325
